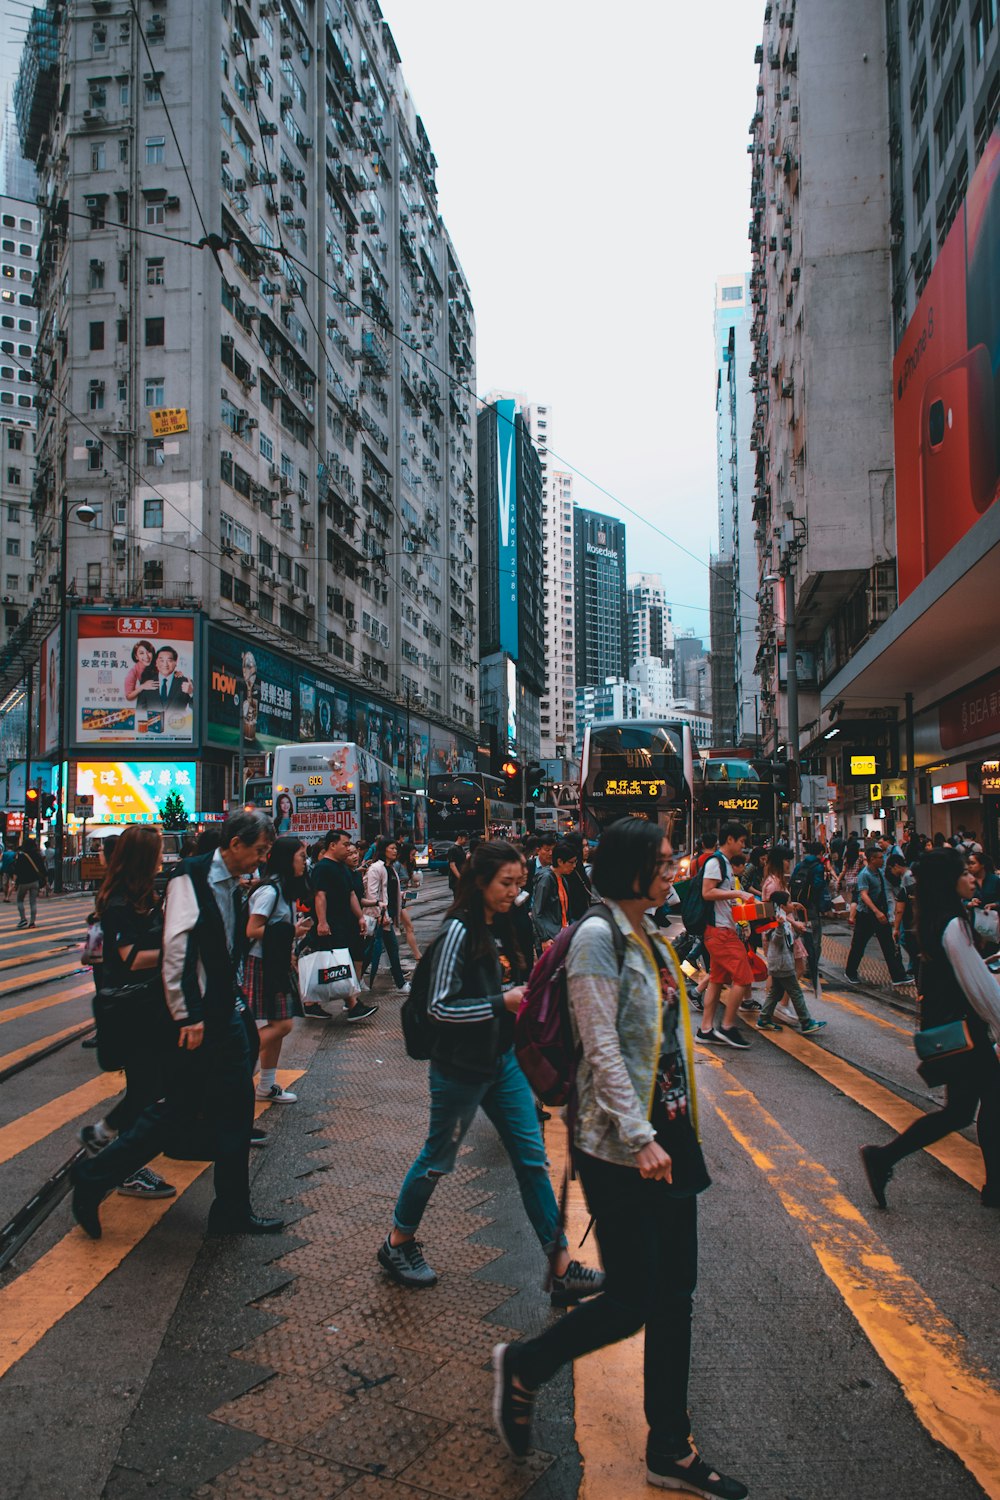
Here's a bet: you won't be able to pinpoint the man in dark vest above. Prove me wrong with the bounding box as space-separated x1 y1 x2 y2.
71 810 283 1238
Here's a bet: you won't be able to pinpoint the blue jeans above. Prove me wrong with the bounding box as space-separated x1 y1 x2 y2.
393 1049 567 1255
368 922 406 988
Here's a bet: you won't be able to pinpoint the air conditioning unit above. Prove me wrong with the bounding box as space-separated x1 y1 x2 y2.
268 465 281 482
260 566 274 583
347 619 358 632
234 177 247 192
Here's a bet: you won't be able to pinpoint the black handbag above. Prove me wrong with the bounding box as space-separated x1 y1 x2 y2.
92 976 164 1071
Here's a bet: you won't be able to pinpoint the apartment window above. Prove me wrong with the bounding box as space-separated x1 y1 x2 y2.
88 80 108 109
6 573 17 590
113 499 127 525
145 135 165 165
233 578 251 608
88 442 103 471
220 570 233 599
913 147 931 216
92 23 107 54
5 538 19 556
144 377 165 407
6 467 20 485
142 559 164 592
7 430 22 450
119 77 130 105
90 142 106 171
934 51 967 165
146 199 165 226
145 257 164 285
259 433 274 461
117 378 128 403
143 497 163 527
258 537 273 567
145 316 165 347
910 62 928 132
144 78 161 104
258 592 273 622
88 381 105 411
119 138 129 163
145 439 165 466
117 316 128 343
86 195 107 230
88 259 104 290
89 320 105 351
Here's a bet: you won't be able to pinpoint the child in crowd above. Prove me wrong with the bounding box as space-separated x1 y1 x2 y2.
756 891 827 1036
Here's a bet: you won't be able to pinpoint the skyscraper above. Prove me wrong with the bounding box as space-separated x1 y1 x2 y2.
626 571 672 673
573 508 627 689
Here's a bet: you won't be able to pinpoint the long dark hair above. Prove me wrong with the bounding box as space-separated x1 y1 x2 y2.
913 847 969 959
265 835 306 904
96 825 162 917
447 838 524 968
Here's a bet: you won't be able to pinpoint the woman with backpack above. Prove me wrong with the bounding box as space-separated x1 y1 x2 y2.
244 835 313 1104
77 826 177 1200
860 847 1000 1211
14 835 47 927
376 839 603 1308
490 817 746 1500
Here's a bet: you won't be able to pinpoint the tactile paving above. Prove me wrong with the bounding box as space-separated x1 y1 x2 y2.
301 1399 450 1476
191 1440 361 1499
211 1372 351 1441
397 1422 555 1500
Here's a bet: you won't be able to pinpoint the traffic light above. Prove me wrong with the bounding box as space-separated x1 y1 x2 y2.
772 761 801 804
25 787 39 822
526 763 546 802
40 792 56 820
501 760 522 799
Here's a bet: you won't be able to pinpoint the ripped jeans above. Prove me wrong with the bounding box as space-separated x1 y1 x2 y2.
392 1048 567 1255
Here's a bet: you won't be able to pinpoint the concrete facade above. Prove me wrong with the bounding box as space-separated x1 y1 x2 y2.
15 0 477 755
0 195 39 647
626 570 672 673
748 0 895 758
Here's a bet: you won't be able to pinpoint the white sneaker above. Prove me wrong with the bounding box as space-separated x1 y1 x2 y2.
255 1083 297 1104
775 1003 798 1024
400 981 411 994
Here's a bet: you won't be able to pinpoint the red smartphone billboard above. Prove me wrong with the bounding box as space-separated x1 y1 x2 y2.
894 131 1000 599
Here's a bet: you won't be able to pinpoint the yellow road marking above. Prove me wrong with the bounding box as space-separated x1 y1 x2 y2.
819 986 914 1037
0 946 72 973
0 1022 92 1076
0 961 82 997
756 1025 985 1192
0 1071 303 1383
0 1076 125 1165
702 1062 1000 1499
0 982 93 1027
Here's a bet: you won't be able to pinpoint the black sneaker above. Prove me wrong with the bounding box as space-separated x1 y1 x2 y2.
78 1123 114 1157
647 1445 749 1498
377 1234 438 1288
859 1144 892 1209
118 1167 176 1199
250 1126 269 1147
695 1027 722 1045
492 1343 535 1462
550 1259 605 1307
302 1001 328 1019
346 1001 378 1022
717 1025 751 1050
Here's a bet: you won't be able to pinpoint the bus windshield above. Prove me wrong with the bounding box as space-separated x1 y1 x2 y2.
580 721 692 848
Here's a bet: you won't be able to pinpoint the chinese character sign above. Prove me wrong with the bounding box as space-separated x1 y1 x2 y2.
74 614 196 746
76 761 197 822
149 407 189 436
206 627 295 753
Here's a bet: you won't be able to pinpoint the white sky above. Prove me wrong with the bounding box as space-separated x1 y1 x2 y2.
386 0 762 638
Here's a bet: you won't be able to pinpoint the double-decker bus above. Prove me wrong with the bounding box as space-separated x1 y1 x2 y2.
427 772 520 848
579 720 695 854
270 742 403 845
695 755 776 845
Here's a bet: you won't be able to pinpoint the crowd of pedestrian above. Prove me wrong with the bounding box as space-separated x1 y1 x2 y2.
57 808 998 1498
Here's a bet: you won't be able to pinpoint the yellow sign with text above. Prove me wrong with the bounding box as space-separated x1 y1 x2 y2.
869 782 883 803
885 778 908 800
149 407 189 436
851 755 877 776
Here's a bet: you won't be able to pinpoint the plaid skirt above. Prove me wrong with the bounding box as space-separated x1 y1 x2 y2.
242 954 303 1023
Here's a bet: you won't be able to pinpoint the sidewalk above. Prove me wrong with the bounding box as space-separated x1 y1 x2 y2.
819 917 917 1011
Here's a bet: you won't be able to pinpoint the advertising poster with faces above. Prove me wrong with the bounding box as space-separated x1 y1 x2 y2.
74 614 196 746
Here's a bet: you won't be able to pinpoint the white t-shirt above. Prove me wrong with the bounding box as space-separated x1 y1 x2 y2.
248 882 293 958
703 854 735 931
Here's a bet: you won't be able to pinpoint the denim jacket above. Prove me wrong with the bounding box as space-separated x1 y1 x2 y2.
566 900 699 1167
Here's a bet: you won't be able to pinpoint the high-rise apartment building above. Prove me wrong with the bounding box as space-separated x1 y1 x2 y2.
748 1 895 761
0 195 39 648
476 397 544 766
1 96 38 202
626 571 672 672
573 507 626 690
12 0 479 812
712 273 758 748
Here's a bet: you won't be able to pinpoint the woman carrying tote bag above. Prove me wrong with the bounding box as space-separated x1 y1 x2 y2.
244 835 313 1104
860 847 1000 1211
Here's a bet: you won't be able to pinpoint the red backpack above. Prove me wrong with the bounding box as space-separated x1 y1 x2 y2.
514 905 625 1106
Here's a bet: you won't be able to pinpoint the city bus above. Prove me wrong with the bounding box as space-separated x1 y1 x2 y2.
427 772 520 850
694 755 776 845
270 742 403 845
579 720 695 855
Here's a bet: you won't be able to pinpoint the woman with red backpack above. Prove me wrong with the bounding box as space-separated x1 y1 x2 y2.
491 817 747 1500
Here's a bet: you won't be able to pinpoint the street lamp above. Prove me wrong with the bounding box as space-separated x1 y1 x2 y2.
53 498 96 892
763 567 801 859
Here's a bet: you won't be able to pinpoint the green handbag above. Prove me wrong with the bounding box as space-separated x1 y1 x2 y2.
913 1018 973 1084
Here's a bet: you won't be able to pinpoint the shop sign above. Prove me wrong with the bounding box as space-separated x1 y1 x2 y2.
74 614 196 746
76 761 197 822
149 407 188 436
850 754 877 776
939 669 1000 751
869 782 883 803
981 761 1000 796
885 777 908 800
932 780 971 804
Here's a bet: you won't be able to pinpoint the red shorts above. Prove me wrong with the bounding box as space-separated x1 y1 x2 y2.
704 925 755 988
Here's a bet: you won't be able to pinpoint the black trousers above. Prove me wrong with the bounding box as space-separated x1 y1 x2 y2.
512 1149 697 1456
75 1010 255 1212
882 1041 1000 1198
846 911 906 982
104 1039 169 1135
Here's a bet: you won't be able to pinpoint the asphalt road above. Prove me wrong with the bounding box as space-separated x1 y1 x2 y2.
0 884 997 1500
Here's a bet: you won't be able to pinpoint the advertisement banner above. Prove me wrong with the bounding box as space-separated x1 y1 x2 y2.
76 761 197 822
149 407 189 436
39 625 60 756
894 132 1000 599
496 399 519 657
206 628 295 753
74 614 196 746
938 666 1000 750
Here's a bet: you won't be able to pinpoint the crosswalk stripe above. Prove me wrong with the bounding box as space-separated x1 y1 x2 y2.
819 985 914 1036
756 1024 985 1192
0 962 83 997
0 1076 125 1166
0 1071 304 1383
0 1022 93 1077
702 1058 1000 1498
0 982 93 1028
0 946 73 974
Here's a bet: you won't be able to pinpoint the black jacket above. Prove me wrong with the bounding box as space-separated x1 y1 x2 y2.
531 865 566 946
426 914 524 1081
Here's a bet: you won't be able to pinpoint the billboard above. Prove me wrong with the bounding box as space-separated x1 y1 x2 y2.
76 761 197 822
74 614 196 746
894 131 1000 599
206 629 296 754
496 399 519 657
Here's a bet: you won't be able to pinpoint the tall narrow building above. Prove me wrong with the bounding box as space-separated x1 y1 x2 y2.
626 571 672 673
11 0 479 813
0 195 39 647
573 507 627 690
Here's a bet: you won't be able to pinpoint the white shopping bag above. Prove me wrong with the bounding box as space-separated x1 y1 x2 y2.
298 949 360 1012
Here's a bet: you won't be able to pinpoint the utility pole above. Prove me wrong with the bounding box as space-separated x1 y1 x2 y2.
783 566 801 861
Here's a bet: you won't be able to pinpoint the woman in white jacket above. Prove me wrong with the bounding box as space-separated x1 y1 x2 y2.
364 838 411 993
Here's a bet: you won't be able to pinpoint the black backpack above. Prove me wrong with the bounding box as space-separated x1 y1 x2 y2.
681 853 728 936
400 919 462 1060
